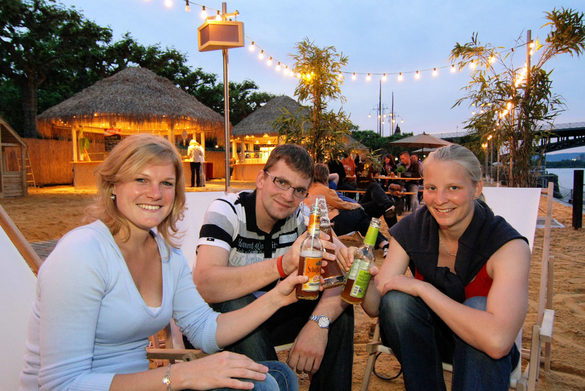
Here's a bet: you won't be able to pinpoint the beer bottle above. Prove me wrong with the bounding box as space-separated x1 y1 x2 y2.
315 196 345 288
341 217 380 304
296 202 323 300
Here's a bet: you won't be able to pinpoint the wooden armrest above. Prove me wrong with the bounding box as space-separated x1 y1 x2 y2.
540 309 555 341
146 347 207 362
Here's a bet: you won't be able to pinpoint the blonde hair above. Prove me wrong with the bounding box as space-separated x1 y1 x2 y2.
426 144 482 184
86 134 186 247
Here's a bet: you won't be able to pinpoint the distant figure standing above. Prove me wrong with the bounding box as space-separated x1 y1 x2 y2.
188 139 205 187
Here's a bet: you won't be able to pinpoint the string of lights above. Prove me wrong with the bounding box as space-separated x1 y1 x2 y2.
150 0 538 88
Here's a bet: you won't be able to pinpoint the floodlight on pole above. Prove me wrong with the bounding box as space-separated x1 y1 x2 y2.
197 2 244 192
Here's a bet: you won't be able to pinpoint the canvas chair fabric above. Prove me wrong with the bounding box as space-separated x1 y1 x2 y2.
361 185 554 391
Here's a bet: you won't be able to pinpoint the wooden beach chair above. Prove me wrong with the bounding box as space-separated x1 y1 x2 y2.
0 205 43 390
360 184 555 391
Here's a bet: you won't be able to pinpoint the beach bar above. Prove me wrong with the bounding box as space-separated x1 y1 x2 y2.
37 67 225 187
230 95 309 180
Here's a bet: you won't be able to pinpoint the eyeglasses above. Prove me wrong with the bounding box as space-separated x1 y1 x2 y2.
264 171 308 199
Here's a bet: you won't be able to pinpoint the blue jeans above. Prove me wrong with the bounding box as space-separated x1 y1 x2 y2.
208 294 354 391
379 292 519 391
210 361 298 391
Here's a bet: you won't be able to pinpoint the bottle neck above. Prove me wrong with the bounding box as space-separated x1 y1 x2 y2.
363 226 379 247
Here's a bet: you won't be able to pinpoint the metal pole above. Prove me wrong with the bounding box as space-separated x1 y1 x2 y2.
573 170 583 229
391 91 395 136
222 2 230 192
378 79 382 136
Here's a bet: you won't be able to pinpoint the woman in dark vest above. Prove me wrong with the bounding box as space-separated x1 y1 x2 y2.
360 144 530 391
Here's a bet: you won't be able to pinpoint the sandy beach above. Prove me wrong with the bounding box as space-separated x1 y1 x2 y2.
2 183 584 390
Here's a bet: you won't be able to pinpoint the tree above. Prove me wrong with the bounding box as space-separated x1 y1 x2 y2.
0 0 113 137
450 8 585 186
284 38 350 161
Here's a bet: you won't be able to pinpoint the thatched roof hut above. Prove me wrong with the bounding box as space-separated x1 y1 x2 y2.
0 117 28 197
37 67 224 148
232 95 309 142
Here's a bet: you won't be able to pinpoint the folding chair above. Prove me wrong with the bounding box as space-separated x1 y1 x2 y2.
361 184 554 391
0 205 43 390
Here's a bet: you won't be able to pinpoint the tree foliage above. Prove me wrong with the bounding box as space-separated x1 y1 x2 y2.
279 38 351 162
450 8 585 186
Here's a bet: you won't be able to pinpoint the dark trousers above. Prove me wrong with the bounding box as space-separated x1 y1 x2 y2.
332 208 388 247
379 292 519 391
191 293 354 391
359 182 397 228
190 162 201 187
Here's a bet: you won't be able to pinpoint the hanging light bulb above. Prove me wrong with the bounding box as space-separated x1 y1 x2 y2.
351 72 357 81
415 70 421 80
164 0 173 8
489 55 497 64
200 5 207 18
432 68 438 77
368 113 372 118
248 41 255 52
215 10 222 21
185 0 190 12
296 72 302 79
275 62 281 71
397 72 404 82
258 50 264 60
469 61 478 70
283 66 289 76
366 73 372 81
266 56 273 66
450 64 457 73
381 73 387 82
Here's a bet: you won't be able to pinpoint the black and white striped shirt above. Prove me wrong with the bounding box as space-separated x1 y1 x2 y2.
197 190 306 268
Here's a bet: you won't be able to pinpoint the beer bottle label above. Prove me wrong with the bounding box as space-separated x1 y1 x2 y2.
301 256 322 292
348 259 371 299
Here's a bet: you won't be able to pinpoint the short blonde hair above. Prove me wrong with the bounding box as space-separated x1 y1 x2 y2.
86 134 185 247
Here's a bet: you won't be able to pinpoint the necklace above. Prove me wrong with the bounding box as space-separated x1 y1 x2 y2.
439 237 458 257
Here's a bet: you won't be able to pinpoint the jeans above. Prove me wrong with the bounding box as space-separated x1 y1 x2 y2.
190 161 201 187
379 292 519 391
207 361 297 391
204 294 354 391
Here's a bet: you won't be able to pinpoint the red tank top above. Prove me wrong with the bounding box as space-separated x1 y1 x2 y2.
414 264 493 299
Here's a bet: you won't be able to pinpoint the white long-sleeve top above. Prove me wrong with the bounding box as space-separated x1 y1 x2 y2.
20 220 219 391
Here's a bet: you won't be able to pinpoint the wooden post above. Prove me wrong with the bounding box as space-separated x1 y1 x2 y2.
572 169 583 229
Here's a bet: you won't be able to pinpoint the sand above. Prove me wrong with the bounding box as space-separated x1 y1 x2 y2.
2 185 584 390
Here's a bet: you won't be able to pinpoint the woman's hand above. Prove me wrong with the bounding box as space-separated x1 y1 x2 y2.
380 274 425 297
273 273 308 306
180 351 269 390
336 246 356 272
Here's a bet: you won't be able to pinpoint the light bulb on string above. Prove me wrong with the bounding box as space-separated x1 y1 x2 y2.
366 73 372 81
337 72 344 81
381 73 387 82
215 10 221 21
450 64 457 73
164 0 173 8
184 0 190 12
351 72 357 81
258 50 264 60
432 68 438 77
266 57 273 66
248 41 255 52
397 72 404 82
275 62 281 72
414 70 421 80
200 5 207 18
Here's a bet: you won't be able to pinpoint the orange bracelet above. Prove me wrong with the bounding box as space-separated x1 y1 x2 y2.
276 255 287 279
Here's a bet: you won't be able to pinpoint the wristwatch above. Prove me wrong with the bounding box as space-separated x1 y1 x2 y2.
310 315 330 329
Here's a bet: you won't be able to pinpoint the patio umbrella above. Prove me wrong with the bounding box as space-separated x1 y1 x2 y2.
389 132 452 155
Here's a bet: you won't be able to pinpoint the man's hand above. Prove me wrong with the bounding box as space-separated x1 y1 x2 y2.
287 321 328 374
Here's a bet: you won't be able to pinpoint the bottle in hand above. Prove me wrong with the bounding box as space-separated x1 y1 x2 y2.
296 202 323 300
315 196 345 288
341 217 380 304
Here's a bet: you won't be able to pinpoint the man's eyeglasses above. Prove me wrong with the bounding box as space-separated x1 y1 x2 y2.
264 171 308 199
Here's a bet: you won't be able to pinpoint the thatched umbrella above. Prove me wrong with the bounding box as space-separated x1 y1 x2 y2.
37 67 224 159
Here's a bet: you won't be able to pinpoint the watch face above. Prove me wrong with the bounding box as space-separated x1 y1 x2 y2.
318 316 330 328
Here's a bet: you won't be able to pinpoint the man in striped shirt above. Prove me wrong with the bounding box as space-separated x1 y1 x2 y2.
192 144 354 391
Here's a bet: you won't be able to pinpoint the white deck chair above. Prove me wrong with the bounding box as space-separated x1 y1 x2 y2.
361 184 554 391
0 205 43 390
